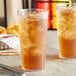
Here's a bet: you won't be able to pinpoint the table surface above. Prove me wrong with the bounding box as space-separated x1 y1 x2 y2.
0 31 76 76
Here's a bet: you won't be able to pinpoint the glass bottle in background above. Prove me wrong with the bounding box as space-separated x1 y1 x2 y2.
23 0 28 8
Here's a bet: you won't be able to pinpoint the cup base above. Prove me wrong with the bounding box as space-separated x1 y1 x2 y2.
59 56 76 59
22 67 44 72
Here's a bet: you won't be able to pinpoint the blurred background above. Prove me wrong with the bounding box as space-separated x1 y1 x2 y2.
0 0 71 29
0 0 5 26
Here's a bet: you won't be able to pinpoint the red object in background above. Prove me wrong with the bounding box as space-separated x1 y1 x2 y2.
34 0 52 29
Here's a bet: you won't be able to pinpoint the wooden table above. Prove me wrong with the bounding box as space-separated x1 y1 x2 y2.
0 31 76 76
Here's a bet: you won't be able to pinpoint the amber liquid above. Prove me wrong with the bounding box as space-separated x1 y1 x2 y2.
21 52 46 70
58 36 76 58
18 12 48 70
57 7 76 58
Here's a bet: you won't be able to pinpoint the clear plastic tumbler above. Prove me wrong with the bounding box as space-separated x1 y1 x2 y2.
18 9 48 70
56 4 76 58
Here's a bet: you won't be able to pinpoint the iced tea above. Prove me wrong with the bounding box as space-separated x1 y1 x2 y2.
56 5 76 58
18 9 48 70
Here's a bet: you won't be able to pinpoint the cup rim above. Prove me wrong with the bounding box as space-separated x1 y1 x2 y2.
17 9 48 13
56 3 73 9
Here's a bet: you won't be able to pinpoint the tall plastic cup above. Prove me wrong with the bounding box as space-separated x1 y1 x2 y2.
18 9 48 70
